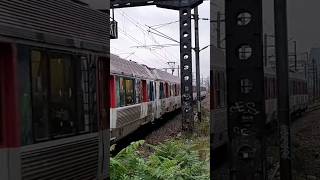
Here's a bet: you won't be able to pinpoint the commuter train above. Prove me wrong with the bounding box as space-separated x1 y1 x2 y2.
110 54 208 141
0 1 109 179
210 46 309 149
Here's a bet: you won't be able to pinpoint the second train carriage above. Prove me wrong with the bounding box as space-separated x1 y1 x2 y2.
110 54 207 142
110 54 158 141
109 54 182 141
211 45 309 150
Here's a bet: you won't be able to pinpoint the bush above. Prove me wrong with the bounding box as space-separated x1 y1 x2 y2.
110 139 210 180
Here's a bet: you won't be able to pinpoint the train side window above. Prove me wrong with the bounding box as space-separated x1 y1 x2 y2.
49 54 76 136
30 51 101 142
175 84 178 96
162 82 165 99
31 50 49 140
154 82 156 99
160 82 164 99
149 81 154 101
172 84 175 97
135 79 141 103
123 78 134 105
117 77 125 107
165 83 168 98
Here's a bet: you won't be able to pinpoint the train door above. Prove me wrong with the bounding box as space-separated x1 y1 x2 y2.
155 81 161 118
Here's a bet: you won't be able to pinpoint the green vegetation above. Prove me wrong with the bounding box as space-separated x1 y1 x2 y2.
110 98 211 179
110 138 210 180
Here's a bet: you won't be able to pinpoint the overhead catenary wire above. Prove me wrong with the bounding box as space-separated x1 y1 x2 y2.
116 9 180 64
149 20 179 29
117 26 173 68
116 27 169 68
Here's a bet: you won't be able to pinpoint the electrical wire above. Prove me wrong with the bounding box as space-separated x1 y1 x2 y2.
116 10 180 65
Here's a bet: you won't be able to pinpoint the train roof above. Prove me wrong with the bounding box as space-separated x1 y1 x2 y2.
0 0 108 52
151 69 180 84
110 54 155 80
110 54 181 84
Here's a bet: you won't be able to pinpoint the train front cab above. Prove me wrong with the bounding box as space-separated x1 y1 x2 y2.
0 42 109 179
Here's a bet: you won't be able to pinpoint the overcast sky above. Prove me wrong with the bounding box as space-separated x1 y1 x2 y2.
111 0 320 77
263 0 320 52
211 0 320 66
110 1 211 78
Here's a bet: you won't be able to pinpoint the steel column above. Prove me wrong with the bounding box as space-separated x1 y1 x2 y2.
194 7 201 122
274 0 293 179
180 8 194 133
225 0 265 179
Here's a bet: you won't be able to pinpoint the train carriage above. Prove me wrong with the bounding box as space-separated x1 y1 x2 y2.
210 45 309 150
109 54 189 142
110 54 157 141
0 1 109 179
151 69 181 117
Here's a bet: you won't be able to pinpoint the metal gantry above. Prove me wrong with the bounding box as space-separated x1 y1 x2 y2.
110 0 203 133
225 0 266 179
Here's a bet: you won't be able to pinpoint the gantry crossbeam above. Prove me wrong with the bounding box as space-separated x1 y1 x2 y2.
110 0 202 10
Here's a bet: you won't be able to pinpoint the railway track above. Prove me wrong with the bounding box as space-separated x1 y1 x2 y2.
307 102 320 112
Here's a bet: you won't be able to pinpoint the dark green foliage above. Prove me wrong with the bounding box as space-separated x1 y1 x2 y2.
110 139 210 180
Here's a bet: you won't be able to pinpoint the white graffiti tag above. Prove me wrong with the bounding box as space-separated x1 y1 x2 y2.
229 101 260 115
280 125 290 159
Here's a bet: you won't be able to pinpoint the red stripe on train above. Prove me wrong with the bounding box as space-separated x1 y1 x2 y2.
0 43 20 148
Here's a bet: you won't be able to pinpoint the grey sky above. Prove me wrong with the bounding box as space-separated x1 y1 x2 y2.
211 0 320 64
111 0 320 77
110 1 211 78
264 0 320 52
